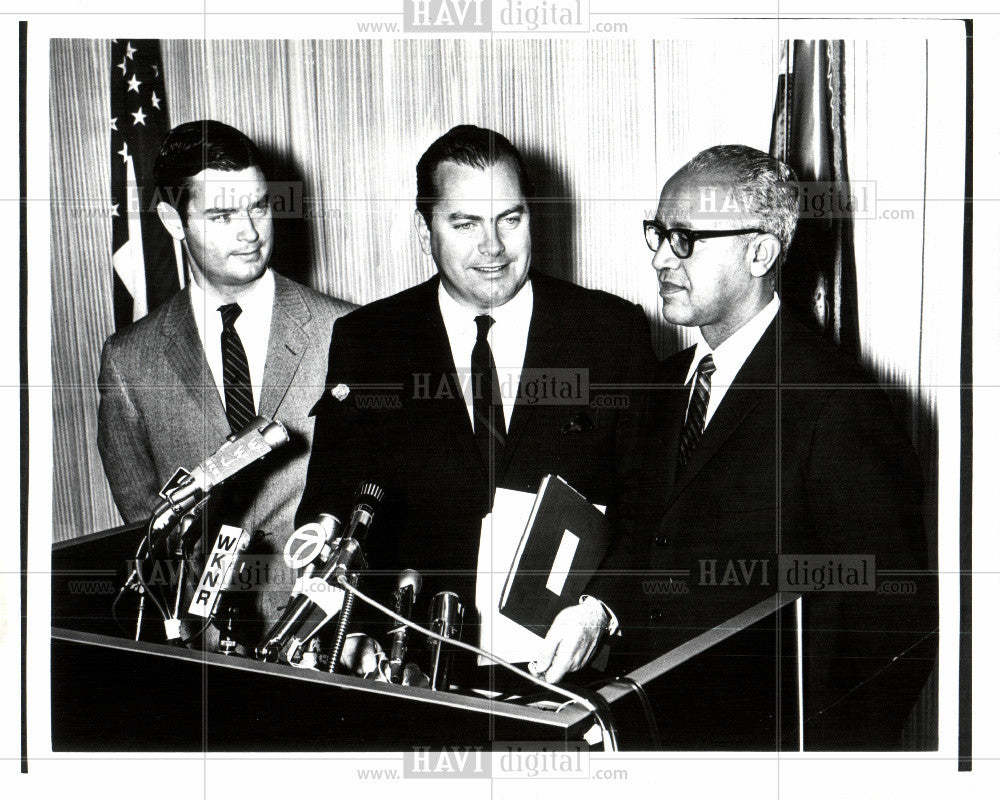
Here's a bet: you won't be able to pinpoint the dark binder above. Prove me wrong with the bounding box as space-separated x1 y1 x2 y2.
498 475 612 633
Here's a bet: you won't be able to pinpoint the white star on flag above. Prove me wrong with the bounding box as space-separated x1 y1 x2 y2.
110 38 183 330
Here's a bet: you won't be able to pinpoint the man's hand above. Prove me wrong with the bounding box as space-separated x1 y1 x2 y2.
528 599 610 684
339 634 430 686
340 633 382 676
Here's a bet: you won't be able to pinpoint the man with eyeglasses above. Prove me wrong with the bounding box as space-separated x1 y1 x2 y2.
593 144 935 749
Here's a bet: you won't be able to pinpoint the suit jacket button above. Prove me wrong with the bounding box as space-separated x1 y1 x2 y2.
654 534 668 546
648 611 664 622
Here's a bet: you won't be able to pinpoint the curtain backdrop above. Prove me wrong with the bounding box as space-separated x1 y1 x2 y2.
49 36 964 542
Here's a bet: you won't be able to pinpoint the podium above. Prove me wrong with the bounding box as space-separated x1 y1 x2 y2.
51 523 836 751
51 629 599 750
52 522 604 750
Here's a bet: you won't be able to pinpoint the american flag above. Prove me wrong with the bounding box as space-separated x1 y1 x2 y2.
110 39 184 330
770 40 860 361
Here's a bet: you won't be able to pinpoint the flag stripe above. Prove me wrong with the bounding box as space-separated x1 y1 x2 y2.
111 39 182 329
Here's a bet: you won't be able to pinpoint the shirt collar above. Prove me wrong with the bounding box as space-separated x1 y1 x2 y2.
190 268 275 322
437 276 534 333
686 293 780 384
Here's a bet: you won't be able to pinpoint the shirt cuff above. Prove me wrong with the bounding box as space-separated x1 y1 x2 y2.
579 595 620 637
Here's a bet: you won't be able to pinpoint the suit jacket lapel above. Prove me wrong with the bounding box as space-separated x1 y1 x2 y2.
499 274 563 476
668 319 778 501
258 274 310 420
160 288 230 440
416 278 487 476
656 348 696 495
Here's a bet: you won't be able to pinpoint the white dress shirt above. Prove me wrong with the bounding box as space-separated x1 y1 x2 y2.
440 280 620 638
189 268 275 414
684 294 780 431
438 279 534 431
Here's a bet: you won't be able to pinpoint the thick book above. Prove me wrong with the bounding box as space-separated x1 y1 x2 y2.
498 475 612 634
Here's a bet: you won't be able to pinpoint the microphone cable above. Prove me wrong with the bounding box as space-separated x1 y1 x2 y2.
336 576 618 750
132 523 171 623
119 516 215 646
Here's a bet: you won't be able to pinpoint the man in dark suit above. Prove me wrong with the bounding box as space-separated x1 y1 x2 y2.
599 144 936 748
297 125 656 683
97 120 355 643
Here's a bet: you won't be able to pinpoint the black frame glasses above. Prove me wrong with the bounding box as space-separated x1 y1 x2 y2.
642 220 768 259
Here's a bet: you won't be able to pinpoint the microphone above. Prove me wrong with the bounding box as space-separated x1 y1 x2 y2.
256 483 384 663
428 591 464 691
321 481 386 671
335 481 383 552
187 525 252 620
283 513 341 572
388 569 422 683
150 416 289 537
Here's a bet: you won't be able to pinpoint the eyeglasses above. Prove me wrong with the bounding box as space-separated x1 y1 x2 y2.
642 220 768 259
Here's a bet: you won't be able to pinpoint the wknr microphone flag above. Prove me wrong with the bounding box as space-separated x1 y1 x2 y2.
110 39 184 331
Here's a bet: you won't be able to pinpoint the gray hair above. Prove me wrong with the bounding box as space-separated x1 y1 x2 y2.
682 144 799 265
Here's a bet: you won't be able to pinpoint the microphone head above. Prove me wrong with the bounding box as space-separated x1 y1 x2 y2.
430 591 463 627
397 569 423 596
355 481 385 508
260 419 290 449
230 415 268 439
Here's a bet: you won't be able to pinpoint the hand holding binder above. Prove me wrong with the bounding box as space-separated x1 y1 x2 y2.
498 475 613 634
528 597 611 684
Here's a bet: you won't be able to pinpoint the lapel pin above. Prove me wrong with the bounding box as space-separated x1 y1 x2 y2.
331 383 350 401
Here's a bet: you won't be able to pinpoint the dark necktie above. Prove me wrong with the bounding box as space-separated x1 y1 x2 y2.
219 303 256 434
677 353 716 471
471 314 506 464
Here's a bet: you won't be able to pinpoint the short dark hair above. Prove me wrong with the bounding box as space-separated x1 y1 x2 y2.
415 125 533 225
681 144 799 266
152 120 264 219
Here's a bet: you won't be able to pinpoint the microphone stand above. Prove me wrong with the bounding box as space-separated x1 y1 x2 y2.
166 512 200 641
325 572 359 673
256 483 383 666
123 506 201 643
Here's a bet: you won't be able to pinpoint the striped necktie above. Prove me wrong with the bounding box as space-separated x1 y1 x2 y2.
219 303 256 434
677 353 716 471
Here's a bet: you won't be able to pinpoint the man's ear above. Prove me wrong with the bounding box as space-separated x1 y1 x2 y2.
413 209 433 256
156 201 186 241
748 233 781 278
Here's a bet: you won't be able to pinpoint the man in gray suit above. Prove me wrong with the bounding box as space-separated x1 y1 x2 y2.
97 120 354 643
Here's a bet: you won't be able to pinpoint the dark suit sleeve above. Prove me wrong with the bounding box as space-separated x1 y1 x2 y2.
296 316 380 526
585 302 658 628
798 385 936 748
803 386 926 560
586 391 653 634
621 303 658 378
97 338 162 523
628 302 658 367
613 302 658 478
